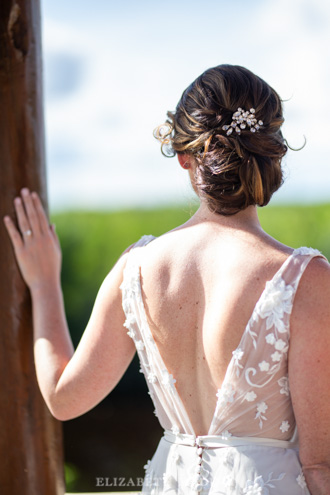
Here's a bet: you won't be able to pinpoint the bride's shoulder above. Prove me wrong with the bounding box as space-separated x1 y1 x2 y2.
137 230 195 280
296 250 330 285
137 229 188 254
291 252 330 330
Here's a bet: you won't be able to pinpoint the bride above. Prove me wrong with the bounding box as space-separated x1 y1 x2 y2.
4 64 330 494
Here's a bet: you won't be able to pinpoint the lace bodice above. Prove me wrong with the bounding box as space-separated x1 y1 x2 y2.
121 237 324 439
120 237 325 494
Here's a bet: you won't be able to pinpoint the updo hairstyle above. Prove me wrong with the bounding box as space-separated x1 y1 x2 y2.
154 65 287 216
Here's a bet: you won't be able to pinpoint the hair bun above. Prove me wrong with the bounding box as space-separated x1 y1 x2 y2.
154 65 289 215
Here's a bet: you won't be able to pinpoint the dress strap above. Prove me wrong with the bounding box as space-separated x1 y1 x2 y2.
285 247 327 290
123 234 156 272
132 234 156 248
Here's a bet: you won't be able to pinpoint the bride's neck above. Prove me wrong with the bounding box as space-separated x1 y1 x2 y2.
188 201 263 234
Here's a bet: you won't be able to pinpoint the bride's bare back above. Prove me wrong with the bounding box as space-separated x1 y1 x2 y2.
139 205 293 435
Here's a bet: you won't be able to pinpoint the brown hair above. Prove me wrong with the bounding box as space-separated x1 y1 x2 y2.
154 65 287 215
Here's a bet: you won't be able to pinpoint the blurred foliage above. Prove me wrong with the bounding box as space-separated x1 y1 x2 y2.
258 203 330 256
51 203 330 348
64 462 81 492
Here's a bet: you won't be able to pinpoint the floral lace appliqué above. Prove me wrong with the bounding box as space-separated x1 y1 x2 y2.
136 340 145 351
147 372 157 384
223 449 235 469
163 473 178 492
224 475 236 491
279 421 290 433
245 391 257 402
220 429 232 440
171 424 180 435
126 328 136 339
296 471 307 489
232 348 244 376
269 337 288 363
161 370 177 390
278 376 290 396
216 383 235 408
243 472 286 495
294 247 321 257
258 361 270 372
265 333 276 345
255 402 268 429
257 278 294 333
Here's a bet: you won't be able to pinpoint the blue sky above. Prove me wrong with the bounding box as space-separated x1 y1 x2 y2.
41 0 330 211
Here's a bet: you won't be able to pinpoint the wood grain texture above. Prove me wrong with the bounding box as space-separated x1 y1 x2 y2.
0 1 65 493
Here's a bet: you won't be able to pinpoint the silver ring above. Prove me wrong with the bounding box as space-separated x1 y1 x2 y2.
23 229 32 236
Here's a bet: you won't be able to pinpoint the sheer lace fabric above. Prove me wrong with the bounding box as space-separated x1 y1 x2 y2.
120 237 326 494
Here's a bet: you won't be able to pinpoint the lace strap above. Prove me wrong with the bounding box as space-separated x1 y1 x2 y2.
132 234 156 249
125 234 156 270
120 235 156 291
242 247 327 346
285 247 327 292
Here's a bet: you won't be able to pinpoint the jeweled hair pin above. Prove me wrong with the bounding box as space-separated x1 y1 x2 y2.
222 107 263 136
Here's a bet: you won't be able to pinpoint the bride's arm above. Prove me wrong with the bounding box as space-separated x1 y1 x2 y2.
289 256 330 495
4 188 135 420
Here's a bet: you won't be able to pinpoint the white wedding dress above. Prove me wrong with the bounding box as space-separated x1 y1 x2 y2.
120 235 326 495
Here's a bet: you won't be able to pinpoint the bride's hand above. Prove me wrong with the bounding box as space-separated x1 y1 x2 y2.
3 188 62 292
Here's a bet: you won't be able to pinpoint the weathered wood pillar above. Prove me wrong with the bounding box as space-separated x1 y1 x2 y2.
0 0 65 493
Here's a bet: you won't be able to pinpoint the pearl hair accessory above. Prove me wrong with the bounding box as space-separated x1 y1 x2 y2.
222 107 263 136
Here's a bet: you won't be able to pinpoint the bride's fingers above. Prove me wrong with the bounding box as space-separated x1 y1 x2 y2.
14 196 32 240
3 216 24 251
21 188 41 236
31 191 49 234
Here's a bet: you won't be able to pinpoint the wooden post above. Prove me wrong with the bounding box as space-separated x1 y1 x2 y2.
0 0 65 493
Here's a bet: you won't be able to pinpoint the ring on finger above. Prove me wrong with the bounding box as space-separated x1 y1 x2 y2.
23 229 32 237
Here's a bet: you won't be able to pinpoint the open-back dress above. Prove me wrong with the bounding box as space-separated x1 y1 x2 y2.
120 235 326 495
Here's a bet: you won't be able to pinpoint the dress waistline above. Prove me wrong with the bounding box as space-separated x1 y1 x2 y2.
164 430 298 450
